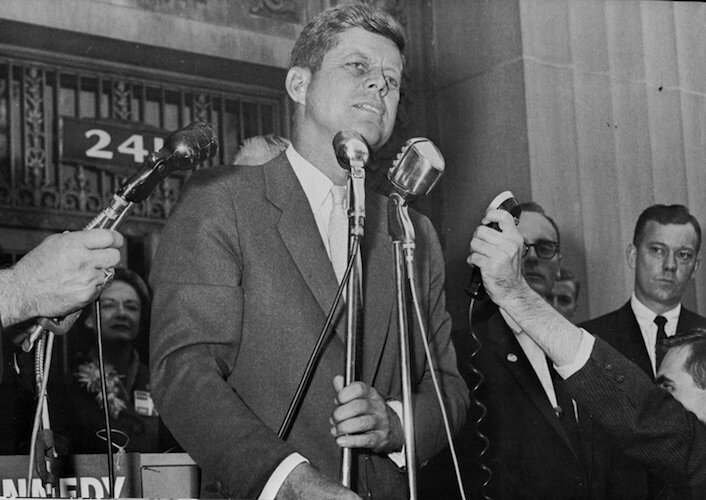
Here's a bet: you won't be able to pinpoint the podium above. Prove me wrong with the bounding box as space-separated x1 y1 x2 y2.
0 453 199 498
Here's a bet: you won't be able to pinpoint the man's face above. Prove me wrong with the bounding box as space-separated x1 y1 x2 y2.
551 280 578 321
657 345 706 423
518 211 561 299
628 221 700 313
293 27 403 151
97 280 142 343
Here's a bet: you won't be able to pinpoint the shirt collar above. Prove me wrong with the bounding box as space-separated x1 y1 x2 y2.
286 144 334 212
630 292 681 324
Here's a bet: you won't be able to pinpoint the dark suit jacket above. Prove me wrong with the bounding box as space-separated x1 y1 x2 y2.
581 301 706 379
565 337 706 498
149 155 469 499
430 308 638 499
580 301 706 498
422 306 644 500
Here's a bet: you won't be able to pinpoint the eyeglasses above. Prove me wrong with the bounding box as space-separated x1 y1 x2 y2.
523 240 560 260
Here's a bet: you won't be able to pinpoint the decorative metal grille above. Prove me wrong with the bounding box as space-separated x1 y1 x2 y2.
0 49 286 238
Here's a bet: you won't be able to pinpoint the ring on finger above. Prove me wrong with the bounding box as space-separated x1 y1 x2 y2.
101 268 115 287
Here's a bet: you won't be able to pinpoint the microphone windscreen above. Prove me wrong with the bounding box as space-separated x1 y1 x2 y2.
162 122 219 171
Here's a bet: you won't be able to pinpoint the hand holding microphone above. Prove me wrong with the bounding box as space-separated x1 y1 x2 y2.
466 191 521 299
22 122 218 350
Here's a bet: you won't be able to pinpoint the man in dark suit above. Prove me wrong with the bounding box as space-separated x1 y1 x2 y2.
434 202 634 499
581 204 706 379
580 204 706 497
149 4 468 500
468 207 706 497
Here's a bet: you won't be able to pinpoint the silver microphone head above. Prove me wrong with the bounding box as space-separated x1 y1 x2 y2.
387 138 445 200
333 131 370 171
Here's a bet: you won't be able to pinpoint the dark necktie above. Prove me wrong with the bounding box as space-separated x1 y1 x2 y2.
547 357 582 457
654 315 668 369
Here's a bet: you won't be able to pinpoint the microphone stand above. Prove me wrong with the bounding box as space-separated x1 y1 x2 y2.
341 161 365 488
388 193 418 500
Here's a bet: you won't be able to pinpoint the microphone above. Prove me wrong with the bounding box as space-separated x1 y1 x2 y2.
388 138 445 201
334 130 370 171
22 122 219 351
387 138 445 280
467 191 521 299
333 131 369 238
155 121 219 173
118 122 218 203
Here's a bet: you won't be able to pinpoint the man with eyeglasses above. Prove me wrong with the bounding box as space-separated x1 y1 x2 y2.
580 203 706 497
466 206 706 498
429 201 633 499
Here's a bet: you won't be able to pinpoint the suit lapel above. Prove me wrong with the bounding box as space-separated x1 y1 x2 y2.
264 157 344 327
486 315 581 459
621 303 656 378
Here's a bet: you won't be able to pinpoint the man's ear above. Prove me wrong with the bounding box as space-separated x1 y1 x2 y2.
626 243 637 269
691 257 701 279
285 66 311 106
85 313 95 330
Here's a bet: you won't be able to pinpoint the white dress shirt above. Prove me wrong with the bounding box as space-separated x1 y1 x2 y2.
500 309 559 408
630 293 680 376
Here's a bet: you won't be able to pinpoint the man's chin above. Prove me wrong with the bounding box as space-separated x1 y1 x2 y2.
348 124 391 151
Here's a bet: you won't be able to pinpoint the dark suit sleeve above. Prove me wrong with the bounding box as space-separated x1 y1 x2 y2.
563 337 706 488
149 169 293 498
409 213 470 462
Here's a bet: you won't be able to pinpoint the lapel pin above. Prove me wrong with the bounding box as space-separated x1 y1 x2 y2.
507 353 518 363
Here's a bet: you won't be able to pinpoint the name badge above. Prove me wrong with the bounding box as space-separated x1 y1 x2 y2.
134 390 157 416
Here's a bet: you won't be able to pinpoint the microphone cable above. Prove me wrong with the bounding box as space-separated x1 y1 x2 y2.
94 298 117 498
25 299 118 498
466 296 493 500
407 272 467 500
27 329 58 495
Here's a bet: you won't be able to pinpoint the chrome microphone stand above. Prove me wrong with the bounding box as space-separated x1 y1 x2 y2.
335 132 368 488
388 192 419 499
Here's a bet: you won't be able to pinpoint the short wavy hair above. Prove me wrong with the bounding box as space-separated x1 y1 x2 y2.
633 204 701 253
290 2 405 73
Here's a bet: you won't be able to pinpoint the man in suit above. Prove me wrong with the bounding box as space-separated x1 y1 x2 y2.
149 4 468 500
581 204 706 379
581 204 706 496
468 207 706 497
441 202 633 499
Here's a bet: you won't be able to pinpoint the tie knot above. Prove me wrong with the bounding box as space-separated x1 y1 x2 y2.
654 315 667 328
331 185 347 208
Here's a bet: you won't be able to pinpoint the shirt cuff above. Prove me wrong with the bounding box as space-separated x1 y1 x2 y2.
553 328 595 379
258 453 308 500
386 399 406 468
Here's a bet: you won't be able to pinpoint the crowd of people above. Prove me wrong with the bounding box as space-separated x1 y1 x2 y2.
2 2 706 500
